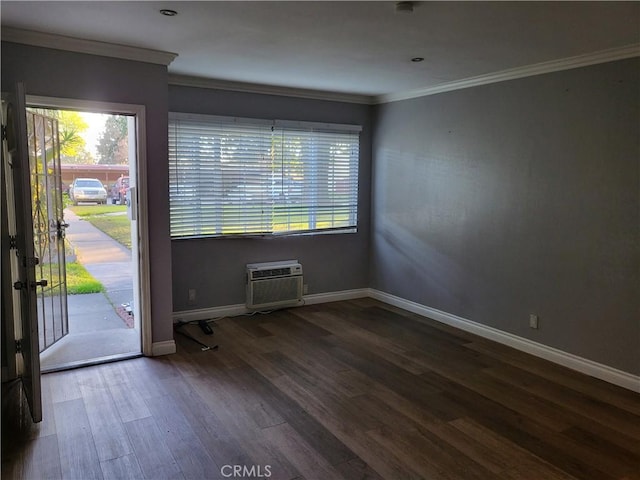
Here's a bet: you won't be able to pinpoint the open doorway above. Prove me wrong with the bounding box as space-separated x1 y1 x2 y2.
24 99 149 371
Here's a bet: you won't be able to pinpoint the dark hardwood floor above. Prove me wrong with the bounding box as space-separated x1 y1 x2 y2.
3 298 639 479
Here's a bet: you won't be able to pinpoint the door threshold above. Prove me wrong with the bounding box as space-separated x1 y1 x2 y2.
41 352 142 374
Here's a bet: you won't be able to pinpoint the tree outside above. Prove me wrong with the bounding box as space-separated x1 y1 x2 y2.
96 115 128 164
29 108 93 164
28 109 129 166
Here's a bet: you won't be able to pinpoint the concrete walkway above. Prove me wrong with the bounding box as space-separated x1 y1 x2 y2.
64 208 134 307
40 208 140 370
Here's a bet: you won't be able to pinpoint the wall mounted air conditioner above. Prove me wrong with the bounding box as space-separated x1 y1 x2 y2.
246 260 303 310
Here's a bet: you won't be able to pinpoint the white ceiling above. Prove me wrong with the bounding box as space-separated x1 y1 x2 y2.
2 1 639 99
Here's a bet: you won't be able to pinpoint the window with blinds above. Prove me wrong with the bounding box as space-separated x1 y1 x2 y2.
168 113 361 238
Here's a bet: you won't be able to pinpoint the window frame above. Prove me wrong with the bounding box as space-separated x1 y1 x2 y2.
168 112 362 239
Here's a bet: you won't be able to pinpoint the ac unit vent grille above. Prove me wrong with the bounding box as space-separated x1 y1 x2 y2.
251 276 301 308
246 260 303 310
251 267 291 280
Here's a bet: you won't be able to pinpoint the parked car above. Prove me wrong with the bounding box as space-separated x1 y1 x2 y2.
110 176 130 204
69 178 107 205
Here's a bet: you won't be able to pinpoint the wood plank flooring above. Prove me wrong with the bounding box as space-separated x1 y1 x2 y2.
3 298 639 479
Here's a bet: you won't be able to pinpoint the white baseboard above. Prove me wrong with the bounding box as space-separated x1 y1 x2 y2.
151 340 176 356
303 288 370 305
170 287 639 392
173 304 248 322
370 289 640 393
172 288 371 323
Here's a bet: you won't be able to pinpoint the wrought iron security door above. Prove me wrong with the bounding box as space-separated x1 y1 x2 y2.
26 110 69 352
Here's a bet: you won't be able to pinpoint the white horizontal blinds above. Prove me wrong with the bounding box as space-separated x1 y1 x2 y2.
169 113 360 238
216 121 274 235
274 127 359 233
169 116 274 237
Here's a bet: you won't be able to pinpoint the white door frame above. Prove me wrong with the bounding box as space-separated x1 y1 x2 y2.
26 95 152 356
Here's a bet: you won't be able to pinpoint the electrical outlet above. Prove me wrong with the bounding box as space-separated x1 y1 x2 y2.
303 284 308 295
529 314 539 329
188 288 197 303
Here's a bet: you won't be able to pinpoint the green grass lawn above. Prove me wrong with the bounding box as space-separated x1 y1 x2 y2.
69 204 350 243
84 215 132 249
178 204 353 236
68 205 132 249
65 262 104 294
70 205 127 217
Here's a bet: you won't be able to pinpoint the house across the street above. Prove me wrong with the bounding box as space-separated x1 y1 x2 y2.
61 163 128 190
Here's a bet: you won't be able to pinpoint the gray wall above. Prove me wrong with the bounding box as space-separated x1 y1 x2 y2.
3 40 636 375
372 58 640 374
169 86 372 311
1 42 174 344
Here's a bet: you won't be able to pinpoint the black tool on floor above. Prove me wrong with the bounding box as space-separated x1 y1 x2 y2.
174 321 218 352
198 320 214 335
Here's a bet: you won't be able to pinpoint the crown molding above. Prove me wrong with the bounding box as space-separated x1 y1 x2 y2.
376 43 640 104
168 74 375 105
170 43 640 105
4 26 637 104
1 27 177 66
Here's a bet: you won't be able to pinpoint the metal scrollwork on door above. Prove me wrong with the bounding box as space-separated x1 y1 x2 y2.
33 205 49 263
26 109 69 353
